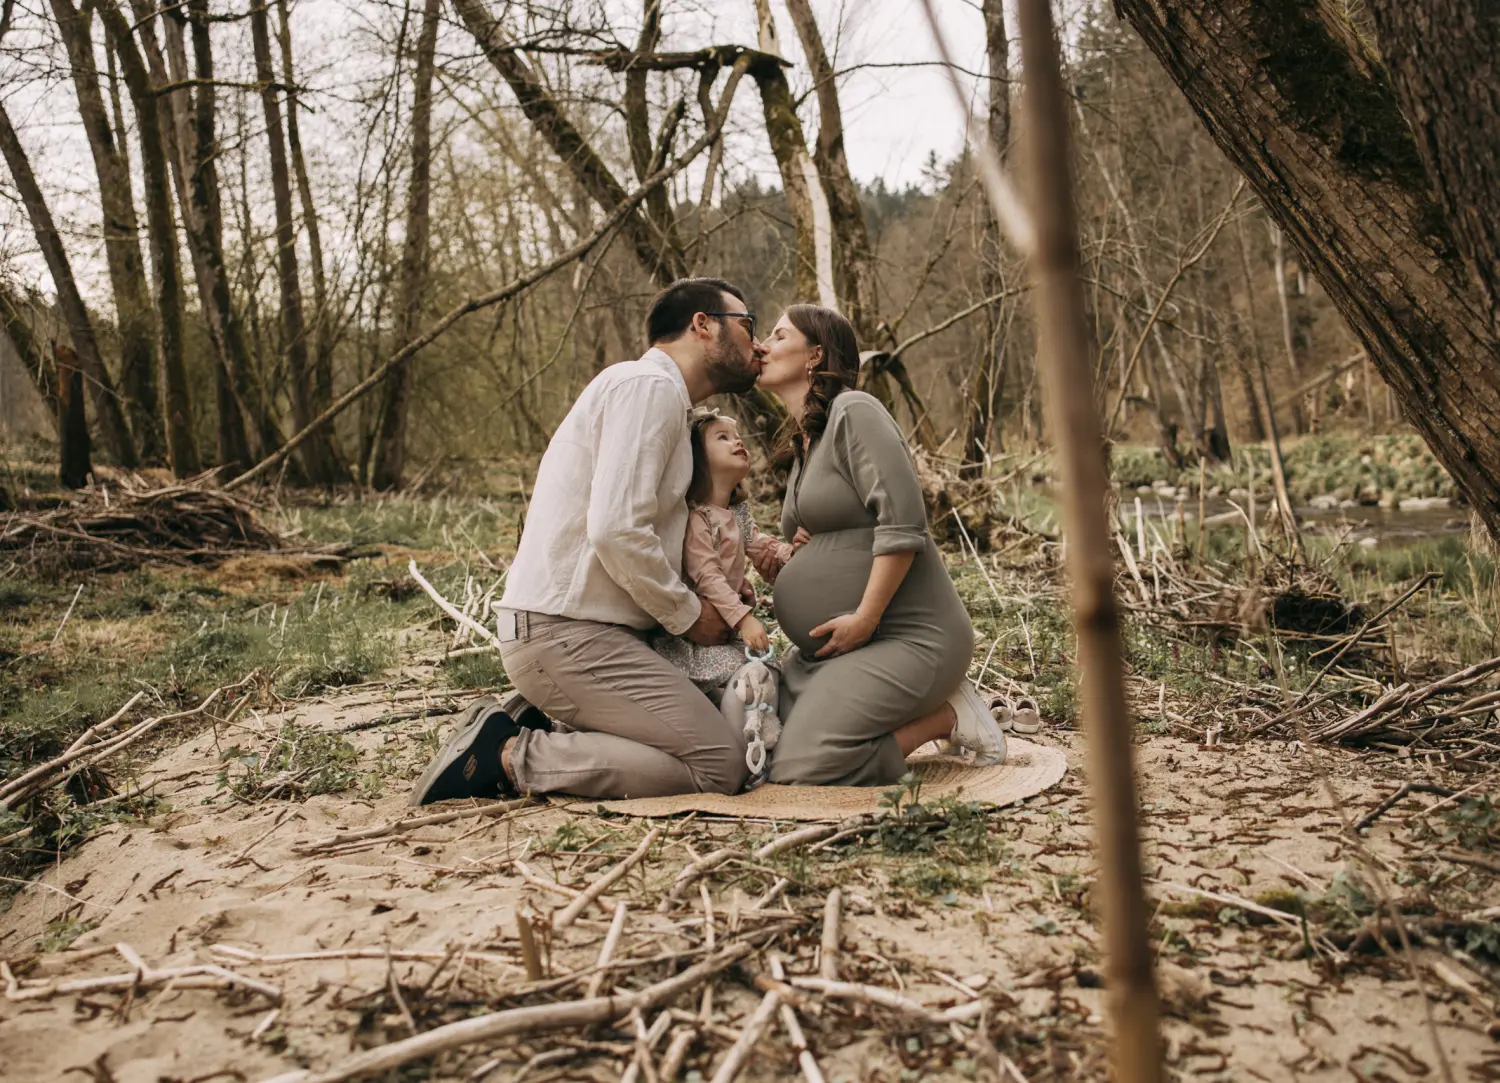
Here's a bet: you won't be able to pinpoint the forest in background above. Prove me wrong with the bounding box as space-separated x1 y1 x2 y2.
1 0 1391 497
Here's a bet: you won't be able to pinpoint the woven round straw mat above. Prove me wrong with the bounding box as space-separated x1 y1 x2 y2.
569 738 1066 821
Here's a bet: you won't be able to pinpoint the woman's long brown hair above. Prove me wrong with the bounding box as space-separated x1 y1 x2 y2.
780 304 860 462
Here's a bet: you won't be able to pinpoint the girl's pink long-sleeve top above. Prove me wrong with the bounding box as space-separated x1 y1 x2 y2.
681 504 794 629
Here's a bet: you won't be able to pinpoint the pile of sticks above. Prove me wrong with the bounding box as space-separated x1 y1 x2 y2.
187 812 1015 1083
0 678 253 812
1 483 283 571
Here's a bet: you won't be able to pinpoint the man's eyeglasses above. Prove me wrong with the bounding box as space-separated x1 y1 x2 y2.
703 311 757 338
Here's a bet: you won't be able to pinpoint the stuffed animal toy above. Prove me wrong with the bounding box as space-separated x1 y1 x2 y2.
721 657 782 777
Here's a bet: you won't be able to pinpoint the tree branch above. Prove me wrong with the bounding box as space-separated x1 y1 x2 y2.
224 55 751 492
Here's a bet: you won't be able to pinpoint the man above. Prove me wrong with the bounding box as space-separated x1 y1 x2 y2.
410 278 763 804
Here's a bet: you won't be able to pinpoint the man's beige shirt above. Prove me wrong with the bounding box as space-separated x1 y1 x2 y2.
501 348 701 634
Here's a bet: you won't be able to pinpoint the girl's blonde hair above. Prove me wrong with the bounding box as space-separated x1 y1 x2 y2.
686 410 745 505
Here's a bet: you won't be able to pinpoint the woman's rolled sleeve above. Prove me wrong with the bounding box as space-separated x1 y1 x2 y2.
832 395 929 555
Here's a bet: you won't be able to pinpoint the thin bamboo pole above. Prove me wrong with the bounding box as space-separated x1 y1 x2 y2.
1011 2 1164 1080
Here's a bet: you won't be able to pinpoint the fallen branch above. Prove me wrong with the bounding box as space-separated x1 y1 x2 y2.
770 956 826 1083
408 560 501 647
556 828 661 929
291 797 536 854
709 987 781 1083
784 976 982 1027
258 941 755 1083
0 680 249 809
658 848 741 913
819 890 841 981
5 942 280 1004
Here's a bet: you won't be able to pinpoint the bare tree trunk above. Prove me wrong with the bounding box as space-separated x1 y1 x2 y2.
759 0 934 447
1269 223 1304 434
275 0 341 452
963 0 1011 476
370 0 439 492
452 0 685 286
1012 0 1163 1077
48 0 156 465
1231 215 1268 441
1114 0 1500 541
782 0 880 339
0 100 137 468
97 0 199 476
55 342 93 488
747 0 831 308
622 0 680 258
249 0 342 484
161 0 261 471
126 0 253 475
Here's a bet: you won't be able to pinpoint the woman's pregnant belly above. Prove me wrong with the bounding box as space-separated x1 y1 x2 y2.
772 529 875 656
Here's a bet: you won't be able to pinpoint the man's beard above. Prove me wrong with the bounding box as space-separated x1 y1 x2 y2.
703 324 758 395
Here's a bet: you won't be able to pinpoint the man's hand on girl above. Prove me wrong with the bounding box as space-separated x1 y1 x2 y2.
810 610 877 658
791 527 812 550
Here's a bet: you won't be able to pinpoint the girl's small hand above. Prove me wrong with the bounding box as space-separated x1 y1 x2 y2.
737 614 771 651
791 527 812 550
810 611 877 658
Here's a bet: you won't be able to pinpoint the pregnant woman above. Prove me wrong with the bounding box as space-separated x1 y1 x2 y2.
758 305 1008 785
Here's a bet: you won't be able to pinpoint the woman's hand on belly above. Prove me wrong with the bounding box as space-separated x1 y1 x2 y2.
810 611 878 658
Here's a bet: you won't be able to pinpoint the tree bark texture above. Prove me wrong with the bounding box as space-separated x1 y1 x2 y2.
55 342 93 488
370 0 439 491
159 0 254 472
0 100 138 467
49 0 160 463
1113 0 1500 540
452 0 686 287
97 0 200 476
962 0 1011 475
249 0 342 484
1366 1 1500 333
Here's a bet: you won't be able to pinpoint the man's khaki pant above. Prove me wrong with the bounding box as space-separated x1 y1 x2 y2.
498 613 748 799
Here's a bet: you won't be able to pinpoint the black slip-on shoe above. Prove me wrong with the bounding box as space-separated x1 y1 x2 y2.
409 694 525 806
499 689 550 733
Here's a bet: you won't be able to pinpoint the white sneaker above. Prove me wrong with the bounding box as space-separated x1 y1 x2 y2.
947 681 1009 766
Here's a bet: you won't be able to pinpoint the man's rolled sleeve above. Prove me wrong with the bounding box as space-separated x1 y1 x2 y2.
585 378 702 632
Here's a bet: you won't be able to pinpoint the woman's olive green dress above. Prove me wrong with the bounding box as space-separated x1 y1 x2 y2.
769 390 975 786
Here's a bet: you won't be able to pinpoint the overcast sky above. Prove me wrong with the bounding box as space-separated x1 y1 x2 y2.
0 0 998 302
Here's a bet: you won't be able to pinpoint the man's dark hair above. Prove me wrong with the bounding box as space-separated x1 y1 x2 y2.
646 277 746 344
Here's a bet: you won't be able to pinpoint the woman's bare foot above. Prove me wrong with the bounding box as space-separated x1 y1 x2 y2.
894 701 957 757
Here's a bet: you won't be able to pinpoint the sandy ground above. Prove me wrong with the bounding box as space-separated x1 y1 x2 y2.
1 677 1496 1082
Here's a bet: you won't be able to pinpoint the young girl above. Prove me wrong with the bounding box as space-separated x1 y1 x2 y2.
654 409 797 695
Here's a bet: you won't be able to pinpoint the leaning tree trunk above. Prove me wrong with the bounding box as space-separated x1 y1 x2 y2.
0 101 137 467
370 0 439 492
97 0 200 476
452 0 685 287
249 0 343 484
49 0 158 465
1113 0 1500 541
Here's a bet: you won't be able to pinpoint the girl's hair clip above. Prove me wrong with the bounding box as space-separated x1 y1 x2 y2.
690 406 739 429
